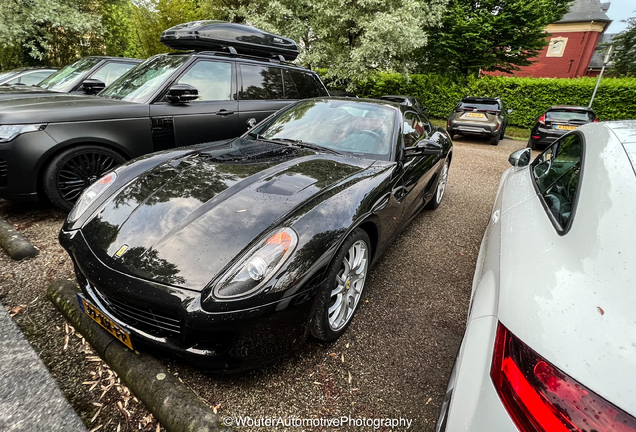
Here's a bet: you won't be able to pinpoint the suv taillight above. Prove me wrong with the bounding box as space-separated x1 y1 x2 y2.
491 323 636 432
538 114 546 125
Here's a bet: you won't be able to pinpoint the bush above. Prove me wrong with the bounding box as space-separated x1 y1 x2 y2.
318 72 636 128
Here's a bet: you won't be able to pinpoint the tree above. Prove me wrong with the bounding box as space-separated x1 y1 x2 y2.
420 0 573 76
613 17 636 77
0 0 100 68
128 0 203 58
210 0 448 83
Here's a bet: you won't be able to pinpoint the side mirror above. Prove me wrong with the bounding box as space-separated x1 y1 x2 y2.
508 108 513 114
166 84 198 103
246 118 257 129
404 140 443 158
81 78 106 95
509 148 531 168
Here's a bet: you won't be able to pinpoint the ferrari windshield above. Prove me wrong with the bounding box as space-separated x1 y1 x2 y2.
100 55 188 103
39 57 101 92
259 100 396 160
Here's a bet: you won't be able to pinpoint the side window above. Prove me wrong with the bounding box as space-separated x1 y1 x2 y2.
285 70 326 98
21 71 54 86
239 65 283 100
531 133 583 231
176 61 232 101
403 112 424 147
90 62 137 87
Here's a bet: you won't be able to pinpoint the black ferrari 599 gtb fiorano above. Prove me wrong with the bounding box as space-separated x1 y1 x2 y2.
60 97 453 371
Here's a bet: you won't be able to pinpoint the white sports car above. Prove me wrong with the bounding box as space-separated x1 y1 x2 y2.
437 121 636 431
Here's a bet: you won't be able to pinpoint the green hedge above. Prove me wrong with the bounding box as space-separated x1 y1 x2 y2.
319 72 636 128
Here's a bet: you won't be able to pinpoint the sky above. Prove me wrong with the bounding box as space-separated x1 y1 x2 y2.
605 0 635 34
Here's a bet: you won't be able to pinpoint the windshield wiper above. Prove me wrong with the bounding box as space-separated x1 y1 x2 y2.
263 137 342 155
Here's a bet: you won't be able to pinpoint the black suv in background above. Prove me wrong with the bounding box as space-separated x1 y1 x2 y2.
527 106 597 149
0 57 140 99
446 97 510 145
0 23 327 210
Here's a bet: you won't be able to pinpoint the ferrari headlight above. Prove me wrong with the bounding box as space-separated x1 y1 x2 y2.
213 228 298 300
67 171 117 223
0 124 46 143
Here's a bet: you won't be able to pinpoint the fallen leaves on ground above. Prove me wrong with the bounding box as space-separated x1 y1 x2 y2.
8 304 26 317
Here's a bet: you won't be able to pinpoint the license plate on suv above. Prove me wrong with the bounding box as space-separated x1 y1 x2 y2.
466 113 485 118
556 125 577 130
77 294 133 350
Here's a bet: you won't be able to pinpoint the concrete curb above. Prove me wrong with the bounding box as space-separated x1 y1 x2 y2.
47 279 232 432
0 216 38 260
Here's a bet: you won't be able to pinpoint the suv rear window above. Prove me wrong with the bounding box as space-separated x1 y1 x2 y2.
284 70 326 99
546 110 594 122
458 101 499 111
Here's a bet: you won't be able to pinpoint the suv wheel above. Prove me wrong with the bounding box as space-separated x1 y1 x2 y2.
489 134 500 146
43 145 126 211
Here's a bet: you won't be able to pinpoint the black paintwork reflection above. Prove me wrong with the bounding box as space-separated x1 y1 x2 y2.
118 246 186 286
82 137 372 291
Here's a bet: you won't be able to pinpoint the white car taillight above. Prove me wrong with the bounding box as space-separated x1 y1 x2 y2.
491 323 636 432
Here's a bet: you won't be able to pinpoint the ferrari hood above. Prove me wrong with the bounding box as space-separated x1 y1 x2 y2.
0 94 147 124
82 138 372 291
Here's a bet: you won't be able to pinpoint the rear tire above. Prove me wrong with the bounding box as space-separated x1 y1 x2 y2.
311 229 370 342
490 134 500 146
43 145 127 212
426 158 450 210
527 139 536 150
448 131 455 140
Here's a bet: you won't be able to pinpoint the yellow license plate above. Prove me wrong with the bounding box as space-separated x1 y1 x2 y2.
77 294 133 350
556 125 577 130
466 113 485 118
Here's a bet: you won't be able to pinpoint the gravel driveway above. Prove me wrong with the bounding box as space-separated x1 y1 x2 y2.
0 136 528 431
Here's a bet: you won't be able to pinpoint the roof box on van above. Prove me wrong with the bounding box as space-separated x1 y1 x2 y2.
160 21 299 61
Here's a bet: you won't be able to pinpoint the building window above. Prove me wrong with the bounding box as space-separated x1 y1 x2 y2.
546 37 568 57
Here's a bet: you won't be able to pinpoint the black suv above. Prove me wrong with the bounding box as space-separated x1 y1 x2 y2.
446 97 511 145
0 24 327 210
0 57 140 99
527 106 597 149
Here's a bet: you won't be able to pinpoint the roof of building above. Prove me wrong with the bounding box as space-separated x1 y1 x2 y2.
588 33 618 69
557 0 612 23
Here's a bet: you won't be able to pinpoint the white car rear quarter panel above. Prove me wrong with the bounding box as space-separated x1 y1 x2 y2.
496 124 636 416
446 316 518 431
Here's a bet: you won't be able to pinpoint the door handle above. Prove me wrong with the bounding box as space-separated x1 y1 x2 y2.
215 109 235 116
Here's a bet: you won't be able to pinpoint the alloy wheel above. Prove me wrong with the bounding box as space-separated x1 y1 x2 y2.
328 239 368 331
436 160 449 204
57 151 121 204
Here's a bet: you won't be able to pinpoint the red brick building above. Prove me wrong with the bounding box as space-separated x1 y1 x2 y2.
489 0 612 78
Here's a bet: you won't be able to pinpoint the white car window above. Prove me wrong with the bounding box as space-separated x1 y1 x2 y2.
532 133 583 231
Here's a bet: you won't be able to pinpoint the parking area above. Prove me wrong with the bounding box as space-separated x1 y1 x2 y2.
0 136 528 431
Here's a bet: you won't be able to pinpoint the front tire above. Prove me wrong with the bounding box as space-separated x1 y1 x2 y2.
311 229 370 342
43 145 127 211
